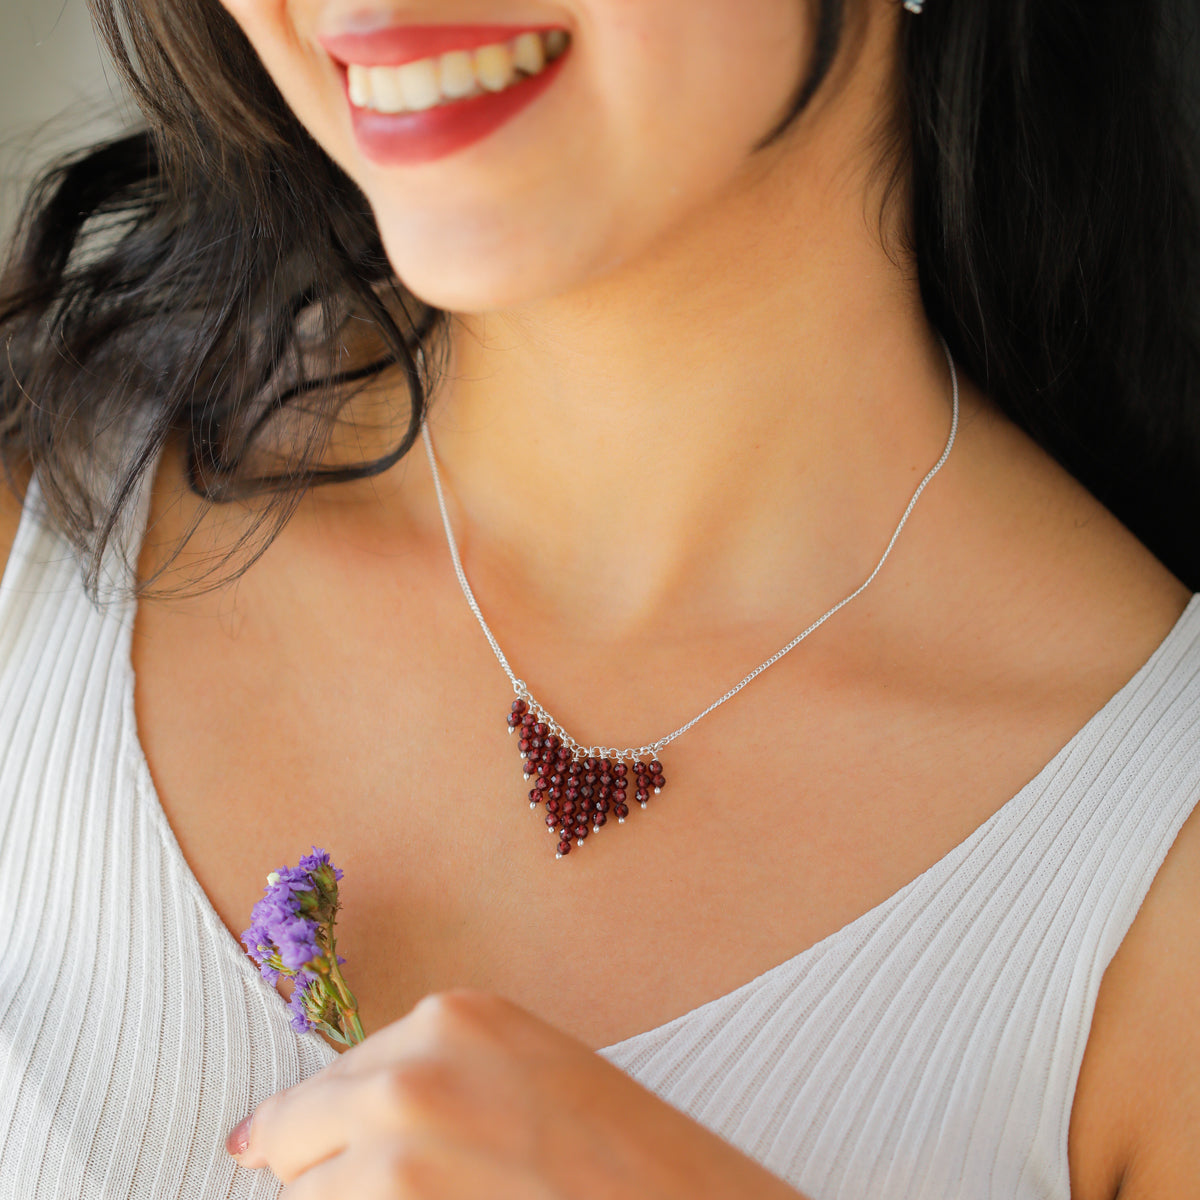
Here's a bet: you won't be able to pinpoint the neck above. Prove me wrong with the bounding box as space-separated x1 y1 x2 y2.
331 31 964 643
418 147 957 638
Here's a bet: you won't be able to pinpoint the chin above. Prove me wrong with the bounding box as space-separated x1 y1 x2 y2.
376 223 595 313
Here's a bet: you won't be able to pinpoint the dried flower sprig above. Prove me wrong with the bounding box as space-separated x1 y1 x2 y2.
241 848 366 1046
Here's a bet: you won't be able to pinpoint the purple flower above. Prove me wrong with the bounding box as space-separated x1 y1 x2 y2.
298 849 342 881
240 849 334 971
242 891 308 973
275 921 322 973
288 972 319 1034
240 847 366 1046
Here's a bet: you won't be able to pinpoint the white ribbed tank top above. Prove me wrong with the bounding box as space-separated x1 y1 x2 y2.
2 467 1199 1200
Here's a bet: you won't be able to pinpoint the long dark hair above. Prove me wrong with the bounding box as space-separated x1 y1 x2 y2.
2 0 1198 597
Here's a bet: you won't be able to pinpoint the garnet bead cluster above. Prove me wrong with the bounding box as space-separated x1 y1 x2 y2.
506 699 666 858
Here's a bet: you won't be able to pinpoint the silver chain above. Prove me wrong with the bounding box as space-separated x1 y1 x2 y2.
422 335 960 766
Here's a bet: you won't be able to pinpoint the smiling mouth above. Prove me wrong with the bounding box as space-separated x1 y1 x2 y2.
342 29 569 115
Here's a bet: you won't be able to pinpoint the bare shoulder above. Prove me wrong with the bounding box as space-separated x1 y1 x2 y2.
1068 796 1200 1199
930 388 1191 766
0 460 31 580
954 397 1200 1200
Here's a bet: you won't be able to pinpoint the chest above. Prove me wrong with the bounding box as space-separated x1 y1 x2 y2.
7 579 1136 1200
127 545 1098 1053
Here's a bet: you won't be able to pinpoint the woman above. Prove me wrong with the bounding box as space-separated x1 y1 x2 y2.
1 0 1198 1196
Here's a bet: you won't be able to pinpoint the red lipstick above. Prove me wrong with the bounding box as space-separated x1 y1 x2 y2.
319 23 571 167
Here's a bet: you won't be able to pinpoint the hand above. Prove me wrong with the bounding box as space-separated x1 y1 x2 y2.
226 988 808 1199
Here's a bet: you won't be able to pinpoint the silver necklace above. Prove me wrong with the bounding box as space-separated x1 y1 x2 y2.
422 336 960 859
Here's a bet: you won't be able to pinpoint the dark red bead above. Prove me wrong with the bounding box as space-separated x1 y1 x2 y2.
593 812 608 828
557 839 572 856
549 787 563 801
584 773 598 787
567 762 583 777
598 785 611 800
545 735 561 753
523 761 536 777
549 773 564 788
513 699 529 715
599 773 612 787
537 762 552 778
614 763 628 780
545 814 559 828
507 713 521 729
636 789 649 803
535 777 550 792
522 713 535 728
556 747 571 763
534 722 549 738
596 798 611 813
580 786 593 800
518 738 532 754
573 823 589 839
584 757 599 772
529 788 540 802
562 800 577 817
613 788 627 803
649 760 663 776
652 775 666 790
565 787 580 802
615 802 630 819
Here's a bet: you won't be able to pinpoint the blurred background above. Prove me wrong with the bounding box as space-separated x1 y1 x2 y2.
0 0 128 244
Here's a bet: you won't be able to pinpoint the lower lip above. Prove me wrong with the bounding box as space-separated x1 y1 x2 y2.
346 52 568 167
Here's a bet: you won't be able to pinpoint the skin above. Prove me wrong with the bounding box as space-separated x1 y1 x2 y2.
4 0 1198 1195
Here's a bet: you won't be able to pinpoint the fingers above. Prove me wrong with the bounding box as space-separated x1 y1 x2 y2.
276 1136 516 1200
276 1143 412 1200
235 1057 459 1182
229 991 558 1186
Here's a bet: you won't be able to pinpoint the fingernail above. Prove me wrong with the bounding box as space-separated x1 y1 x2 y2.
225 1115 253 1158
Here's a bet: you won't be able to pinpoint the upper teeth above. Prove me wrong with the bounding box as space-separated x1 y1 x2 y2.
347 29 569 114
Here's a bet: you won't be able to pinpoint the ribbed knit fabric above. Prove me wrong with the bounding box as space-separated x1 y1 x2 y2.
1 469 1198 1200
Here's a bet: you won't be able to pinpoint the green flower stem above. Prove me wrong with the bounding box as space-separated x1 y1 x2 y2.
325 934 366 1046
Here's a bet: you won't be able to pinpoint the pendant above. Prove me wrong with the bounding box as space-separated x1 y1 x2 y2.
506 699 667 858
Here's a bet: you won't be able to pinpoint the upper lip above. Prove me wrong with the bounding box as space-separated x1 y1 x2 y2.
318 22 562 67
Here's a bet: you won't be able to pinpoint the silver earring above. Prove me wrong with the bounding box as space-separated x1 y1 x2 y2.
902 0 926 12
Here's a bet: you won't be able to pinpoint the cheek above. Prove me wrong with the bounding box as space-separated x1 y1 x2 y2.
214 0 807 311
216 0 347 148
217 0 292 57
589 0 805 144
539 3 807 243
